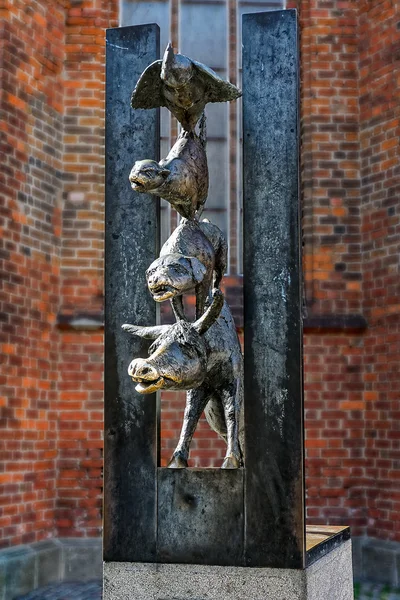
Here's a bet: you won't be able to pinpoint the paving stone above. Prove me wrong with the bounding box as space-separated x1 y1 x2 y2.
355 582 400 599
12 579 400 600
15 580 102 600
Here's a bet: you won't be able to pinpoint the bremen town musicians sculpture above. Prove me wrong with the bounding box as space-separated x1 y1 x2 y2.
123 43 243 470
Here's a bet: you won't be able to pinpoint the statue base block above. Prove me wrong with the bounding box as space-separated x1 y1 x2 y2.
103 539 353 600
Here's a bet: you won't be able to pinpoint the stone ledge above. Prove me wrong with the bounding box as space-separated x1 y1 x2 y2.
0 538 101 600
104 540 353 600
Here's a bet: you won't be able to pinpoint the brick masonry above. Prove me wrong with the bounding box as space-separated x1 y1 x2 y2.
0 0 399 554
0 0 117 548
359 0 400 541
57 0 118 541
0 0 64 549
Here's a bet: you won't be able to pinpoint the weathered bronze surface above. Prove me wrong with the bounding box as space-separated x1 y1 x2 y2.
146 217 226 320
242 10 305 568
104 23 160 563
123 290 243 469
131 43 242 131
124 42 242 469
129 130 208 219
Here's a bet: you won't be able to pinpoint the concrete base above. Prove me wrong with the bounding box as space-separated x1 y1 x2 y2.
104 539 353 600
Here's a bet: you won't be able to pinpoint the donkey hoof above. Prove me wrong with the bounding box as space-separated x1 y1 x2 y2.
221 455 240 469
167 454 188 469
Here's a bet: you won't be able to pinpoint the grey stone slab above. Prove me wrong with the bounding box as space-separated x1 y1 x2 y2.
351 536 400 587
0 560 5 600
237 3 284 70
351 536 363 582
242 10 304 568
395 549 400 587
363 541 396 585
3 547 36 599
103 539 353 600
104 24 160 562
157 469 244 565
33 542 62 588
57 538 101 549
62 542 102 583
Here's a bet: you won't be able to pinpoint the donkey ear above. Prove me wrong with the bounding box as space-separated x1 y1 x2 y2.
187 257 207 284
122 324 170 339
193 289 224 335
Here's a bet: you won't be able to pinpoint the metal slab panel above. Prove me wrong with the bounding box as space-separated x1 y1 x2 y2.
242 10 305 568
157 469 244 565
104 24 160 562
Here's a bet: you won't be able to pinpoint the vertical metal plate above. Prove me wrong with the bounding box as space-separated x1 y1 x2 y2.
104 24 160 561
242 10 305 568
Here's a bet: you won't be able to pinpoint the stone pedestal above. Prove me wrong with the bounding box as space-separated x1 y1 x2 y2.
104 540 353 600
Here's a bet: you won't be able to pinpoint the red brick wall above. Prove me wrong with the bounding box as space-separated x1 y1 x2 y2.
0 0 399 549
297 0 366 536
304 331 367 534
300 0 361 313
0 0 64 547
56 331 104 537
61 1 113 316
56 0 117 540
0 0 118 547
299 0 400 540
359 0 400 541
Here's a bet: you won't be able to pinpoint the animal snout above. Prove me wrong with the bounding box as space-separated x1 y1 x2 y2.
129 174 140 186
147 273 158 287
128 359 159 381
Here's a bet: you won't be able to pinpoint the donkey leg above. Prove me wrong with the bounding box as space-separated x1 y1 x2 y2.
168 387 209 468
220 379 242 469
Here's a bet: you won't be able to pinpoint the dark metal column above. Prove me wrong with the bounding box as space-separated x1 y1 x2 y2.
242 10 305 568
104 25 160 561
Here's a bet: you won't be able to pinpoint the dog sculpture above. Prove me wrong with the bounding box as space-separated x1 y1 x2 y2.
146 218 227 320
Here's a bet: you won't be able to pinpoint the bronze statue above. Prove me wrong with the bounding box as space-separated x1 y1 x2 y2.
125 44 243 468
146 217 227 320
129 130 208 219
131 43 242 131
123 290 243 469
